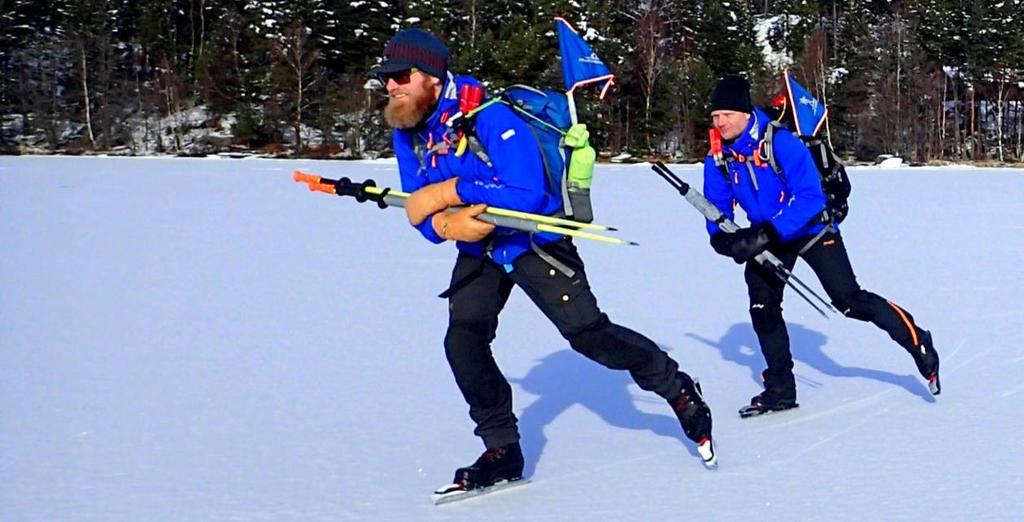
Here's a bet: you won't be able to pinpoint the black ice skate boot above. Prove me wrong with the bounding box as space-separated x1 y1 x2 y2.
738 388 798 418
451 442 524 491
669 373 715 468
911 330 941 395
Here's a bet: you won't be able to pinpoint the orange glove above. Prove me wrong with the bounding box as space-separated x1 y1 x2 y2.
432 205 495 242
405 178 462 225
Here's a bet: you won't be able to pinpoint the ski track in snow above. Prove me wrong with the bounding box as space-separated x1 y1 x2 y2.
940 338 986 377
1001 384 1024 398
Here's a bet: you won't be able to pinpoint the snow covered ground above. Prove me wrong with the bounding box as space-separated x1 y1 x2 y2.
2 156 1022 520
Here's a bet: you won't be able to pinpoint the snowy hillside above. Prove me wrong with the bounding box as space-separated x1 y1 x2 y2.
1 156 1022 520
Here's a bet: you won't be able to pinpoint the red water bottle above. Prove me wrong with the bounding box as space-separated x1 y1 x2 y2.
709 128 724 163
454 84 484 157
459 84 484 115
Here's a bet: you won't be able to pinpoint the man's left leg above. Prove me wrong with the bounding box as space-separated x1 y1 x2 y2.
508 238 715 463
800 231 940 394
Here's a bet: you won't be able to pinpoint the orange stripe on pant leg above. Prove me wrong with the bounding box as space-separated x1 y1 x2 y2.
887 301 919 346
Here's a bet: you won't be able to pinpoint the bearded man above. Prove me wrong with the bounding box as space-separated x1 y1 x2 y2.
371 28 717 494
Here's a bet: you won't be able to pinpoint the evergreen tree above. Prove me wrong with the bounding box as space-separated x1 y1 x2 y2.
974 0 1024 161
333 0 401 75
913 0 967 67
693 0 763 79
0 0 38 115
452 1 556 87
3 0 73 150
1 0 60 139
765 0 820 66
827 0 875 158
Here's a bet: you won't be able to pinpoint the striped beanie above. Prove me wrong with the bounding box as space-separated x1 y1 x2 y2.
373 28 450 79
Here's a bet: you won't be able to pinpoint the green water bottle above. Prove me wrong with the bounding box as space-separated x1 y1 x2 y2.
564 123 595 223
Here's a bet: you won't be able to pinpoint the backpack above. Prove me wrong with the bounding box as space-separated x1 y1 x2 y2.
761 119 851 224
770 71 850 223
450 84 593 223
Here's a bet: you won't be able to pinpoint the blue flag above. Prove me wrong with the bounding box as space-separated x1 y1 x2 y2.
555 17 614 99
783 70 828 138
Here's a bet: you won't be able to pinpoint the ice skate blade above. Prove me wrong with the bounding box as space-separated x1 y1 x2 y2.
432 477 528 505
697 439 717 468
738 403 799 418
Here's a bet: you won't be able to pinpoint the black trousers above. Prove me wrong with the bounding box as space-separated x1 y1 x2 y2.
443 238 684 449
745 230 928 397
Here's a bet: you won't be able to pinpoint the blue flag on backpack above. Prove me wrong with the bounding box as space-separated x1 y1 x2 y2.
783 70 828 138
555 17 614 98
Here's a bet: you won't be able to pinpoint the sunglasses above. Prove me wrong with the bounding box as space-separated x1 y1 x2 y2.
378 67 419 85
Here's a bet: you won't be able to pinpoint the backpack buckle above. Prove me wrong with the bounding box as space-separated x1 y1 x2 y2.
755 140 770 167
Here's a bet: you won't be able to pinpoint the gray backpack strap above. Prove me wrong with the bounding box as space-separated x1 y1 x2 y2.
798 221 837 255
413 140 427 170
466 135 493 167
744 159 760 191
530 237 575 278
716 157 730 182
720 154 760 191
415 137 454 169
815 139 827 166
764 121 782 176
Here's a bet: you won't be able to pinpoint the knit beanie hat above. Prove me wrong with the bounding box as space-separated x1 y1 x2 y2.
372 28 450 80
710 75 753 113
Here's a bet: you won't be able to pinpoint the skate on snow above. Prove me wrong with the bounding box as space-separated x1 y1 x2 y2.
670 374 716 468
738 388 799 418
432 442 526 505
912 330 941 395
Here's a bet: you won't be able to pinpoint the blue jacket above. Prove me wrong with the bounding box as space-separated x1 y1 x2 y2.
702 108 832 243
393 73 562 266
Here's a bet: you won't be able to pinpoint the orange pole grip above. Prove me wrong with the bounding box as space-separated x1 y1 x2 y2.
309 182 337 194
293 170 322 184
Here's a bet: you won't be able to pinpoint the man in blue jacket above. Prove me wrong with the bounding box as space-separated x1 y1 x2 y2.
702 75 941 418
373 28 716 491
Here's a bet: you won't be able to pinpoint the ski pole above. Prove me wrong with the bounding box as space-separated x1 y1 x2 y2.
293 171 617 231
293 172 638 246
759 258 831 319
652 160 835 316
650 161 836 318
762 256 838 315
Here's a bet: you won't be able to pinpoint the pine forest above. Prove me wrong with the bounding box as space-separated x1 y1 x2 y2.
1 0 1022 163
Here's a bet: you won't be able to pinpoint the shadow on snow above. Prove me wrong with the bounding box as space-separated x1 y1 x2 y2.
510 349 697 478
686 322 934 404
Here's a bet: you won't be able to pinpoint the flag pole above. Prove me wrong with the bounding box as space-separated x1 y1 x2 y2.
566 87 579 124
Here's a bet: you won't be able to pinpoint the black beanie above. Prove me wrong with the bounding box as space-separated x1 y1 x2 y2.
372 28 450 80
710 75 753 113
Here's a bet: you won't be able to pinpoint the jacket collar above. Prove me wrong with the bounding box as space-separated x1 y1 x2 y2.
422 71 458 130
724 108 768 153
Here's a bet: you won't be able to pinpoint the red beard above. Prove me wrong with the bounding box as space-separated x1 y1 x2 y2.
385 86 437 130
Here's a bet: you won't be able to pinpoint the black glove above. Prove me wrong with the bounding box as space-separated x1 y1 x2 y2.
710 223 778 264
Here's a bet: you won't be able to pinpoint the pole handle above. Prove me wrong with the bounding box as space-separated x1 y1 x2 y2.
293 171 321 184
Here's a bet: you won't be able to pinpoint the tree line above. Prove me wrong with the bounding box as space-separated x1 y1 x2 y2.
1 0 1022 163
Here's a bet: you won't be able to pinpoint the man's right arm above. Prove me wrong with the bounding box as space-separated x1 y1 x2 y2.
394 130 446 244
703 156 772 263
702 156 735 238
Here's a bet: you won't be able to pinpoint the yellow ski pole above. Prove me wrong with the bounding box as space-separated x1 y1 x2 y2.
293 171 637 246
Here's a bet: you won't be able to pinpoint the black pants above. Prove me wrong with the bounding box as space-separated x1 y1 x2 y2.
745 230 928 398
443 238 684 449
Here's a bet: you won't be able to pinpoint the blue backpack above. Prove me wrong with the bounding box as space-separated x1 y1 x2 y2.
454 85 592 222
